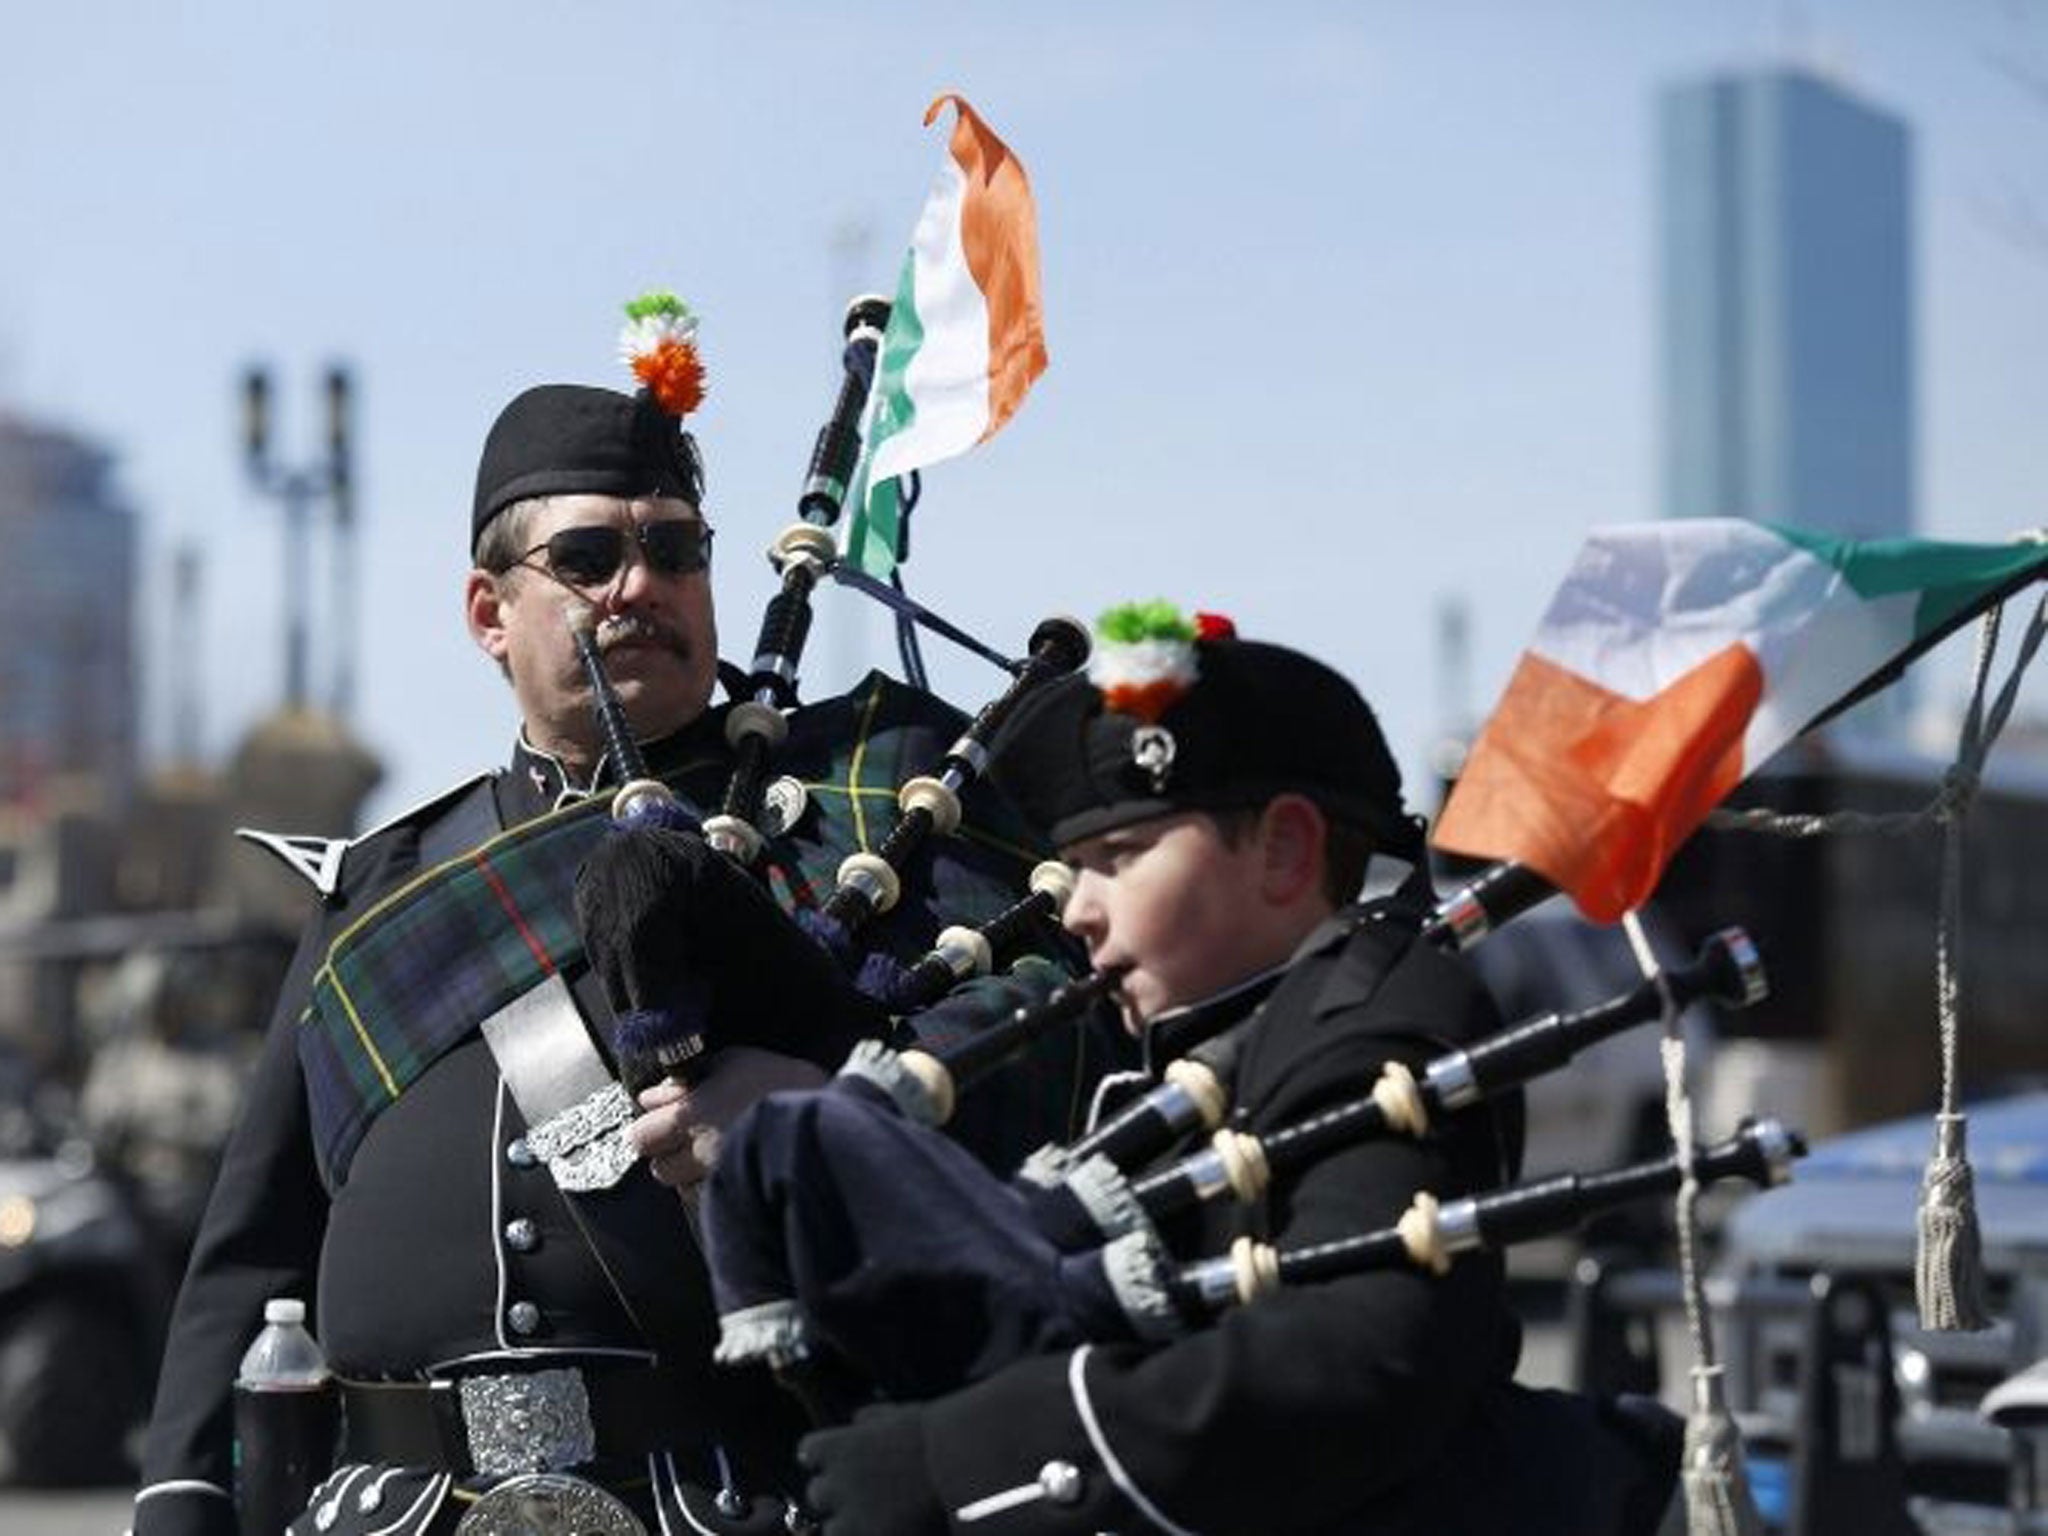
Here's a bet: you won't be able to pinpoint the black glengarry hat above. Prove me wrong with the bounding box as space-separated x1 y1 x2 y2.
991 604 1422 862
470 292 710 552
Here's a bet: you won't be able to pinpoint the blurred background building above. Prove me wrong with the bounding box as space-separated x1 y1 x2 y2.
0 417 141 811
0 399 381 1489
1659 66 1915 539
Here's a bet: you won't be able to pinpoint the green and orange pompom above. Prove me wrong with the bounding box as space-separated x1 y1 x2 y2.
1087 600 1235 722
619 291 707 418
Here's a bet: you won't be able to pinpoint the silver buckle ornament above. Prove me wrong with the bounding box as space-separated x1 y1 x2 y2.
453 1472 645 1536
457 1368 597 1479
523 1082 637 1192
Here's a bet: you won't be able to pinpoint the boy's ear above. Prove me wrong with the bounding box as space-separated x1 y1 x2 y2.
1258 793 1328 907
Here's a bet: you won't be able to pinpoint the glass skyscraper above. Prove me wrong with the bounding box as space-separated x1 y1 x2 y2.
1659 68 1915 539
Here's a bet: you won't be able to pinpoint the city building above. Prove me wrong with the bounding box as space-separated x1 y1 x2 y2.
0 415 140 808
1658 67 1915 540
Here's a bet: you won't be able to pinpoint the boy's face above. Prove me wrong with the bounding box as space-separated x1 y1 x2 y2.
1060 811 1277 1034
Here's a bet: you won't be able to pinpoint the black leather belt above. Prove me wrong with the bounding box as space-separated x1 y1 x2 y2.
340 1364 711 1479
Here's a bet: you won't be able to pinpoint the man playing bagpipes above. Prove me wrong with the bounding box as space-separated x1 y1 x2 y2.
704 605 1682 1536
130 301 1115 1536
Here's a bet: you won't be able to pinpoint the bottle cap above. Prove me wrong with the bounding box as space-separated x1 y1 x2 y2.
264 1298 307 1325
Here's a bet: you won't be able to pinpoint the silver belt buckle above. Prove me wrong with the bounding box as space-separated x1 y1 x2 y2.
457 1368 597 1478
453 1472 646 1536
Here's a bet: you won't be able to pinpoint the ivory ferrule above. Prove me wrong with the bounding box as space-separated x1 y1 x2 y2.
836 852 901 916
897 776 962 836
701 814 764 864
897 1050 957 1126
1027 861 1076 914
932 925 994 980
724 700 788 751
769 522 838 571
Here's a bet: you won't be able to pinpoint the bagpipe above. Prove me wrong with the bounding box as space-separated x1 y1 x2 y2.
1001 894 1756 1242
1424 858 1557 951
800 615 1088 967
562 293 1562 1108
1166 1117 1803 1318
567 298 1098 1094
699 922 1794 1406
1032 927 1764 1245
701 294 891 867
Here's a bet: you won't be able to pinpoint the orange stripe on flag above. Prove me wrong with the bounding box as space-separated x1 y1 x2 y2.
926 93 1047 438
1432 644 1763 923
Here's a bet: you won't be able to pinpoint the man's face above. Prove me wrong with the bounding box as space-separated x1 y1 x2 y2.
467 493 719 764
1059 812 1276 1034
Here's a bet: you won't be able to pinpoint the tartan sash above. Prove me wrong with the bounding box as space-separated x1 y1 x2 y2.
300 794 615 1186
298 673 1050 1188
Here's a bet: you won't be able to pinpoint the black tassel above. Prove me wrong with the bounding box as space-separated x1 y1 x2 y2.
574 824 888 1081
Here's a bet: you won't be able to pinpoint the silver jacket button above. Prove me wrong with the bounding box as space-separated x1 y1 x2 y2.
503 1217 539 1252
356 1482 385 1514
505 1137 538 1169
506 1300 542 1336
1038 1460 1084 1505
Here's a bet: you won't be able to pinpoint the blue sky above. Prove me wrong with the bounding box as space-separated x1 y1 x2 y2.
5 2 2045 824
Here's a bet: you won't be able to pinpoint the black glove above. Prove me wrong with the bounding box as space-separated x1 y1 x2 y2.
798 1404 948 1536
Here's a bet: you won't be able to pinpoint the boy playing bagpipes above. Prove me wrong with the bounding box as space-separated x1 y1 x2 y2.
705 605 1682 1535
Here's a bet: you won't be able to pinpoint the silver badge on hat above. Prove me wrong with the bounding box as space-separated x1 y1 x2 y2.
1131 725 1177 793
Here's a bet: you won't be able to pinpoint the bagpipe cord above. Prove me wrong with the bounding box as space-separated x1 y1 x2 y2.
1623 910 1763 1536
1917 590 2046 1329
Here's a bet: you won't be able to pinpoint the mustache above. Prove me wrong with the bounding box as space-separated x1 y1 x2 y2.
594 612 689 658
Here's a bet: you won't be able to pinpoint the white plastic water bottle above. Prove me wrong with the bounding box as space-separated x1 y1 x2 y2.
233 1298 338 1534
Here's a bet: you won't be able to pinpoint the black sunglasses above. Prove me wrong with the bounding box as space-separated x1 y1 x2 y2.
512 521 714 586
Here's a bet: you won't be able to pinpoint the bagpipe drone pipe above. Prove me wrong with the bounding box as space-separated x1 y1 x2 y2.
792 613 1091 999
698 927 1778 1405
1020 926 1765 1246
687 282 1084 885
567 298 1091 1089
1424 858 1559 952
971 851 1772 1221
564 292 899 1089
1163 1117 1804 1317
992 859 1586 1205
701 294 894 867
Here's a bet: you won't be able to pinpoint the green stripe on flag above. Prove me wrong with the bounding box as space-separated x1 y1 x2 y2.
845 258 926 579
1767 523 2048 640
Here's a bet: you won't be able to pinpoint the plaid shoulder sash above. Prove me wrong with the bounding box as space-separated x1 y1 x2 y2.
299 789 615 1186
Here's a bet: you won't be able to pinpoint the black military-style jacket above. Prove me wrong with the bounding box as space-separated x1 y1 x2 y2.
133 675 1104 1536
896 903 1530 1536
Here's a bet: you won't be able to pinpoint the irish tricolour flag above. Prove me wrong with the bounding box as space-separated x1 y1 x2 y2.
844 94 1048 578
1433 519 2048 923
